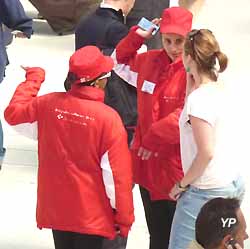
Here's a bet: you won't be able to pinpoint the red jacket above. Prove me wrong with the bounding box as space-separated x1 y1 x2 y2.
114 29 185 200
4 68 134 239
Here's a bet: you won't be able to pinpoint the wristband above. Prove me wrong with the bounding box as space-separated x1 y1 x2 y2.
176 182 189 191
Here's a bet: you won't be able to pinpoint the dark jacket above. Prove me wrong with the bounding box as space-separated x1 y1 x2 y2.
0 0 33 83
75 7 137 129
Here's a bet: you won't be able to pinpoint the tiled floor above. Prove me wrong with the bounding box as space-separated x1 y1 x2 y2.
0 0 250 248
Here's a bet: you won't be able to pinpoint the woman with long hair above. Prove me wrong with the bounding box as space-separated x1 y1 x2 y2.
169 29 245 249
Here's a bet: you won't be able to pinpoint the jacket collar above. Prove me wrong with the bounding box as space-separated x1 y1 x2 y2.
96 6 124 23
68 84 105 102
100 2 119 11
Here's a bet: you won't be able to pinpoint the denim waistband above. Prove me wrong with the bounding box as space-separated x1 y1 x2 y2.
189 176 244 193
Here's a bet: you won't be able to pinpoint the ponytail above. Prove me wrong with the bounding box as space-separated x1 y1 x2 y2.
215 51 228 73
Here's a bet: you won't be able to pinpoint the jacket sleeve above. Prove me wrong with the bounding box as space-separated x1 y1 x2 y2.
112 27 146 88
0 0 33 38
4 67 45 125
106 22 129 49
142 84 186 150
101 23 129 56
100 115 134 237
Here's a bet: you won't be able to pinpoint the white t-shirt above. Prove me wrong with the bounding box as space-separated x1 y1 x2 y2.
179 83 240 189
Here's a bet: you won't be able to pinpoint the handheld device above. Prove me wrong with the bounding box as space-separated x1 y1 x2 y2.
137 17 159 35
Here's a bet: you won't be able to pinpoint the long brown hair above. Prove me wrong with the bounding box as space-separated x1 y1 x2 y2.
184 29 228 81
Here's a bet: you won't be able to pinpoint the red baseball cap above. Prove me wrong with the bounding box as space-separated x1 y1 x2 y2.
69 46 114 83
160 7 193 37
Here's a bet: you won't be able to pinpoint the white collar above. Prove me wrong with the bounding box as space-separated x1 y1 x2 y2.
100 2 119 11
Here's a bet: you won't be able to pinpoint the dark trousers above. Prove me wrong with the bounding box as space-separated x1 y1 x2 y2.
102 236 127 249
52 230 104 249
139 186 176 249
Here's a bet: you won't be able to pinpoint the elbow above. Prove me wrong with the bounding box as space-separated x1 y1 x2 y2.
4 107 17 126
198 149 214 164
206 152 214 163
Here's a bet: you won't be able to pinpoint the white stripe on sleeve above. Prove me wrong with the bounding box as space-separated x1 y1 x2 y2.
11 122 38 140
111 50 138 88
100 151 116 209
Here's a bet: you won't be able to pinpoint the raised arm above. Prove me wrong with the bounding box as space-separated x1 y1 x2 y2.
4 67 45 125
112 20 159 88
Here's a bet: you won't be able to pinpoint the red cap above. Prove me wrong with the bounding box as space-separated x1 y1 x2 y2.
160 7 193 36
69 46 114 83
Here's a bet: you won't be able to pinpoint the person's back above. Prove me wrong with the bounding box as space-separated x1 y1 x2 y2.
34 89 131 235
75 7 127 55
74 0 137 144
4 46 134 249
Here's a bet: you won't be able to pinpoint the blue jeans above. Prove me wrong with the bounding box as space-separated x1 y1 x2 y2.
168 177 245 249
0 119 6 165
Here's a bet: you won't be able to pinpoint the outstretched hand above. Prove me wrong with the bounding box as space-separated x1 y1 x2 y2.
12 31 28 38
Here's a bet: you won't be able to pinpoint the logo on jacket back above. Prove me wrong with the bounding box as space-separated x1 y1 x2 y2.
55 108 95 126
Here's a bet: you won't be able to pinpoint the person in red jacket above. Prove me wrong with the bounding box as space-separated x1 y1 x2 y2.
4 46 134 249
112 7 193 249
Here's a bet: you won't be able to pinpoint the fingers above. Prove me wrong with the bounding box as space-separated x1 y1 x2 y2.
135 28 153 39
151 18 161 25
169 185 182 201
235 244 243 249
142 149 152 160
20 65 30 71
169 192 179 201
12 31 28 38
137 147 144 157
115 225 121 235
137 147 155 160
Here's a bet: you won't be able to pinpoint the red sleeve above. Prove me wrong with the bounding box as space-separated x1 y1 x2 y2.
4 67 45 125
142 86 186 151
108 132 134 237
101 114 134 237
115 27 145 74
142 107 184 151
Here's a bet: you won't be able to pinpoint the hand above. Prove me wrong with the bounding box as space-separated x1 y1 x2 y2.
12 31 28 38
20 65 30 71
20 66 46 82
136 18 161 39
227 243 242 249
137 147 158 160
169 184 182 201
114 224 121 235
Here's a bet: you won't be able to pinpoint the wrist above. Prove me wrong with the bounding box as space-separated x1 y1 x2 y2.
176 181 189 191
